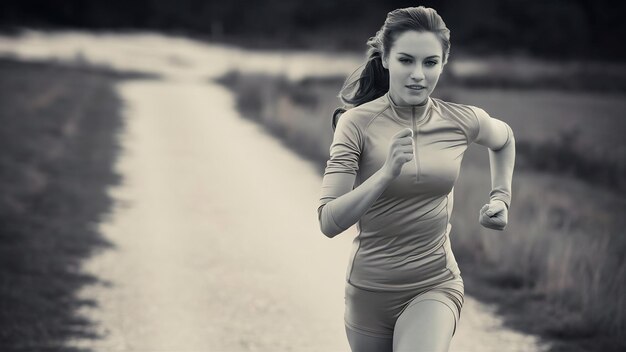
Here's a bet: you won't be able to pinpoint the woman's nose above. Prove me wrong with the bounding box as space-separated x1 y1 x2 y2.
410 66 425 80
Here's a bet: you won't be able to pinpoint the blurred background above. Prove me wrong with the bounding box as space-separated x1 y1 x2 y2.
1 1 625 351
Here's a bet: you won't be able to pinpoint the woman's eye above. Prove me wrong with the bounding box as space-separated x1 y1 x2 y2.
425 61 438 67
399 58 412 64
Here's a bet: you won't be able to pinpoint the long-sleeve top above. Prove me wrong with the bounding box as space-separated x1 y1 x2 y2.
317 91 514 292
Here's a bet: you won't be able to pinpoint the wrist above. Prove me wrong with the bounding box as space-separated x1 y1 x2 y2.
491 198 509 210
489 188 511 210
376 166 395 185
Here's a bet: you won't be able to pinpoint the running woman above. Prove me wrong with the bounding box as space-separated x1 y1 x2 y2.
317 6 515 352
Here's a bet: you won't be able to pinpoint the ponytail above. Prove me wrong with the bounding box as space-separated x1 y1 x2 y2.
332 32 389 131
340 33 389 107
331 107 346 131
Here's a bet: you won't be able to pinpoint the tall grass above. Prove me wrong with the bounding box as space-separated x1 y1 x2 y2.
453 167 626 339
216 69 626 346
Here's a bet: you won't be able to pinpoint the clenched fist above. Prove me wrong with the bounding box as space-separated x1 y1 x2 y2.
479 200 508 230
382 128 414 180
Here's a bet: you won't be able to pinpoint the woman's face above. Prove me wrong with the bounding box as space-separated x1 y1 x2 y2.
382 30 444 106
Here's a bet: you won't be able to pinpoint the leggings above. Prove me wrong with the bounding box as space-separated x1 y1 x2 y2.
345 298 456 352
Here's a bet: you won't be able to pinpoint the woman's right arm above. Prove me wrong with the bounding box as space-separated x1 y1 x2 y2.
318 170 394 238
318 114 413 238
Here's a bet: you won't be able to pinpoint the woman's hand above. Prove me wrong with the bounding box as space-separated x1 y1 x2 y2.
479 200 508 230
382 128 414 180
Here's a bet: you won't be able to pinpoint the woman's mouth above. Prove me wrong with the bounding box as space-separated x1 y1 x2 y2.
406 84 426 91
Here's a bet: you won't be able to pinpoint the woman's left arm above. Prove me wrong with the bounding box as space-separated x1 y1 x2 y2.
473 108 516 230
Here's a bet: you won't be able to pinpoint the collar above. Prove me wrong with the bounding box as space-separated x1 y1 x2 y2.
384 91 434 125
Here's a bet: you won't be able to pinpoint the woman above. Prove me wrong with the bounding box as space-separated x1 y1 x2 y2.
317 6 515 352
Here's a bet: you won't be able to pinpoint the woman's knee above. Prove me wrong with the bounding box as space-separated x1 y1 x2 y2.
345 325 393 352
392 299 455 352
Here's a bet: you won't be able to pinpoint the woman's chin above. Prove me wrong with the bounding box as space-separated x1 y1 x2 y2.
404 95 428 106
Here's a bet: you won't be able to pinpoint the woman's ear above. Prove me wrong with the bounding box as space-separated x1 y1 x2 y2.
382 56 389 69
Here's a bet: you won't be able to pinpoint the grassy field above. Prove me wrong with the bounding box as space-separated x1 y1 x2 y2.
217 70 626 352
0 58 153 350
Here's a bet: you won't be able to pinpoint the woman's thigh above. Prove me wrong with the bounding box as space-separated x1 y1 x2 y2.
345 325 393 352
392 299 456 352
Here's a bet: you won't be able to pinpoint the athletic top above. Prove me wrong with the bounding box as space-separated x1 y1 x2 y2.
318 91 513 292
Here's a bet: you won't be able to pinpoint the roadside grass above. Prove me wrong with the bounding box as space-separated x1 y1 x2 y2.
0 58 153 350
216 69 626 352
454 166 626 352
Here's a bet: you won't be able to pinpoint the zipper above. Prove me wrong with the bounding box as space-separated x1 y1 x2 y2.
412 106 420 182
